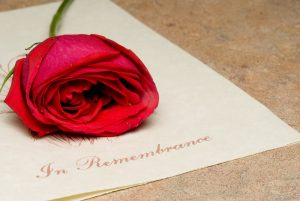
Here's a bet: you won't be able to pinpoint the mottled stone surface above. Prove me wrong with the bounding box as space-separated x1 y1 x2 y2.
0 0 299 200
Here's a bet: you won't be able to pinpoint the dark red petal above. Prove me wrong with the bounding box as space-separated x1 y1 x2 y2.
56 102 146 134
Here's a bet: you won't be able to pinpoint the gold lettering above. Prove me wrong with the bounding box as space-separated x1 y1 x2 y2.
196 136 210 143
36 162 67 178
173 144 185 150
112 157 129 165
102 161 112 167
130 155 138 160
138 151 155 159
156 144 173 154
76 156 101 170
36 162 54 178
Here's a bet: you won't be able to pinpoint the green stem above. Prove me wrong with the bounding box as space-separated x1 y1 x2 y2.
0 67 14 93
49 0 74 37
25 42 40 51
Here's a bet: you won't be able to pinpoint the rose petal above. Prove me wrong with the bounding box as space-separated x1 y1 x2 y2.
92 34 154 80
5 59 57 136
32 35 120 89
60 80 92 103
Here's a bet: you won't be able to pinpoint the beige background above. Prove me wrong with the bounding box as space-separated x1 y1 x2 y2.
0 0 299 200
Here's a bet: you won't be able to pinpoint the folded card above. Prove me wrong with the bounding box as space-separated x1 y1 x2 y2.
0 0 299 200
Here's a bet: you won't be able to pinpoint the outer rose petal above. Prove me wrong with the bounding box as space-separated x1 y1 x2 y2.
22 37 56 90
32 35 119 89
91 34 154 80
5 59 57 135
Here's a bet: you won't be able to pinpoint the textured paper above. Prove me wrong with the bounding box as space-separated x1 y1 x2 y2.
0 0 299 200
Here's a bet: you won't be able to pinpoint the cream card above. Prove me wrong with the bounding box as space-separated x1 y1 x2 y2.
0 0 299 200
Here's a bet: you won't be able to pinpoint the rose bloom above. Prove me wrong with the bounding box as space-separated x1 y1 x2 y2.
5 34 159 137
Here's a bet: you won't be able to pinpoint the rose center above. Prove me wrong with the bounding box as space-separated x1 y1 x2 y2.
83 82 102 103
59 81 114 115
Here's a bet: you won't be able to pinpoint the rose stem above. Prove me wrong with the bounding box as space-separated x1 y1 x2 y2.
0 67 14 93
49 0 74 37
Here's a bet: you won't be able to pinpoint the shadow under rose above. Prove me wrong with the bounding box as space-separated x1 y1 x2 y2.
1 111 158 147
128 114 158 134
2 114 32 138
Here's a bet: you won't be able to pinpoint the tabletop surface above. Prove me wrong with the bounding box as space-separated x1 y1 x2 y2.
0 0 299 200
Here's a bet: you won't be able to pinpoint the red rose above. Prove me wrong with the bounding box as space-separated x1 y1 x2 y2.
5 34 159 137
